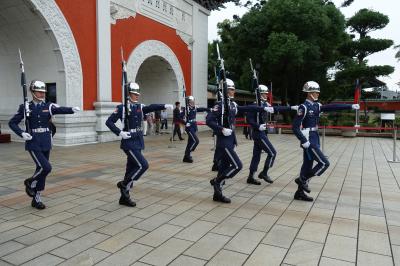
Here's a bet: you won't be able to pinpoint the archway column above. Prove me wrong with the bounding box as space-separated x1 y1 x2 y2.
94 0 119 142
31 0 97 145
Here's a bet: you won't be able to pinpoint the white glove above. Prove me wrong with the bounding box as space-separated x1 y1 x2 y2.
264 107 274 113
164 104 173 110
352 104 360 110
291 105 299 111
22 132 32 141
222 128 232 136
301 141 310 149
186 123 191 127
119 131 131 139
259 124 267 131
72 106 80 112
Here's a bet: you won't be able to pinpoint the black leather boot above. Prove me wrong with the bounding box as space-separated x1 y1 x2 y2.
31 192 45 210
258 171 273 183
119 196 136 207
210 178 231 203
183 155 193 163
24 178 35 197
295 177 310 193
294 189 313 202
247 172 261 185
117 181 136 207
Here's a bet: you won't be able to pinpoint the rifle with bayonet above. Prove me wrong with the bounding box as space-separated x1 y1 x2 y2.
182 80 189 124
214 66 222 102
18 49 30 133
249 59 263 123
121 47 130 131
216 43 230 129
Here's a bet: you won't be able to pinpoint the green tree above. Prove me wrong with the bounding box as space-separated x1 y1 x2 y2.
210 0 348 103
335 9 394 97
395 44 400 61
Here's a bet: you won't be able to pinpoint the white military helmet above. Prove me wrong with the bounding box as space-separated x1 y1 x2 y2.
226 78 235 89
128 82 140 95
30 80 47 93
187 95 194 101
302 81 320 93
259 84 269 93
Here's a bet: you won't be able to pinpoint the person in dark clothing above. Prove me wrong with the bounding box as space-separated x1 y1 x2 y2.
171 101 184 141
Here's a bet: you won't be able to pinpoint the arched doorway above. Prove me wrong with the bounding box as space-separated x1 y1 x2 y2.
0 0 89 145
127 40 186 106
0 0 62 112
135 56 180 105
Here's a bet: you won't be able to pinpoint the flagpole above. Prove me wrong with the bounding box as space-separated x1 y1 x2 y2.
269 81 273 122
355 79 360 133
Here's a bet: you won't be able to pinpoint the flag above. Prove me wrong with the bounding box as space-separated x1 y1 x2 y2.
354 79 361 104
268 82 273 105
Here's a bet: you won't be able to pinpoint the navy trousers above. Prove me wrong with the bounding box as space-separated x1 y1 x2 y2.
218 147 243 179
249 135 276 173
123 149 149 189
28 150 51 191
300 144 330 180
185 130 199 157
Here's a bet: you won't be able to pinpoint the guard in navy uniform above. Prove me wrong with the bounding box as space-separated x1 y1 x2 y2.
292 81 359 201
206 79 272 203
247 84 298 185
182 96 210 163
9 80 80 209
106 82 173 207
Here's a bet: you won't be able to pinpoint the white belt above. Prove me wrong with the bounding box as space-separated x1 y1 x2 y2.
307 127 318 131
130 128 142 133
32 128 49 133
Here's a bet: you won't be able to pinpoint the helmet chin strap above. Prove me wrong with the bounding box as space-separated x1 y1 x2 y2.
310 94 318 101
31 92 45 102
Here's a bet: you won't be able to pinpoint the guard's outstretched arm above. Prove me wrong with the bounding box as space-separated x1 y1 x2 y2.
320 104 352 112
237 105 265 114
273 106 292 112
49 104 74 115
196 107 210 113
142 104 167 114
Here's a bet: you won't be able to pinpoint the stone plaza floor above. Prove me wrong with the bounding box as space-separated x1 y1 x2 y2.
0 131 400 265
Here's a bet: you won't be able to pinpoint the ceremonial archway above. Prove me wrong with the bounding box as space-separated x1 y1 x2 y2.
127 40 185 105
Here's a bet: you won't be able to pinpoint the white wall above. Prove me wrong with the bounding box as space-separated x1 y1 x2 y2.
191 3 209 110
0 0 63 114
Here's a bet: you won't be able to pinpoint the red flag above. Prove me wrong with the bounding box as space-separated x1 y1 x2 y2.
269 82 273 105
354 79 361 104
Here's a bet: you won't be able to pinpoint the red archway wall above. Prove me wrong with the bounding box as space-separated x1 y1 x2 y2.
55 0 97 110
111 14 192 103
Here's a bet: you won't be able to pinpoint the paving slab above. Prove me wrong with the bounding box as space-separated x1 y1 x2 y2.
0 134 398 265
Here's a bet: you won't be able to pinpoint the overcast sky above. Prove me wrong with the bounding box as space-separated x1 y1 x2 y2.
208 0 400 91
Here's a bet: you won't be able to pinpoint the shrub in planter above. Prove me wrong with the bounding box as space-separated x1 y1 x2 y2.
340 120 357 137
319 116 329 126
